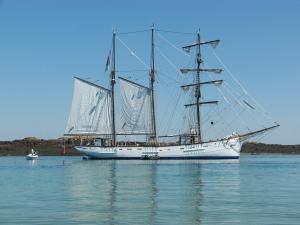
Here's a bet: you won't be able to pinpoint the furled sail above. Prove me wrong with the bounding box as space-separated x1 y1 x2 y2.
119 77 152 134
65 77 112 135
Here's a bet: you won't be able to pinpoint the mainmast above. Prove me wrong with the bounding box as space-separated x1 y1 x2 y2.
110 30 117 146
181 31 222 143
150 25 157 143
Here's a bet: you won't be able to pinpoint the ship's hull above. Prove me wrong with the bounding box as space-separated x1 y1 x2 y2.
26 154 38 160
75 138 241 160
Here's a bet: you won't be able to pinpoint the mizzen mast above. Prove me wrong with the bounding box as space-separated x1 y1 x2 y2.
181 30 222 143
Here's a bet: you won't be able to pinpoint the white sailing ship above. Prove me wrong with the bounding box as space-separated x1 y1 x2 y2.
64 26 279 159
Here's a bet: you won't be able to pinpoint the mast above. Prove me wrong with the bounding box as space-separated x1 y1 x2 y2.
150 25 157 143
181 31 222 143
195 31 202 142
111 30 117 146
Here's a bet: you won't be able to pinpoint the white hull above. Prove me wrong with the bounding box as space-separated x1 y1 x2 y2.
26 154 38 160
75 138 241 160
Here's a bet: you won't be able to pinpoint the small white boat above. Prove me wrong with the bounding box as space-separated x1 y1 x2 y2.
26 149 38 160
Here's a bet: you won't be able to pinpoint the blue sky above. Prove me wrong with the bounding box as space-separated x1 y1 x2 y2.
0 0 299 144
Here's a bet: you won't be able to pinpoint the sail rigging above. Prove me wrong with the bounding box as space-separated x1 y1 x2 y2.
238 124 280 142
180 31 223 143
65 77 112 136
119 77 152 134
63 27 281 160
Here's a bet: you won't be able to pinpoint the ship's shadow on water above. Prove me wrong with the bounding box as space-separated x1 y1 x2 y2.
65 159 240 225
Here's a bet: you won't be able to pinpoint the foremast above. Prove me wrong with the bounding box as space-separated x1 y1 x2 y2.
181 31 222 143
110 30 117 146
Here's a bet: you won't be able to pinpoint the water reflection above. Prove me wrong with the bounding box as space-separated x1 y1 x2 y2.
3 156 300 225
148 161 158 225
106 160 116 225
66 159 242 224
154 161 203 224
27 158 38 166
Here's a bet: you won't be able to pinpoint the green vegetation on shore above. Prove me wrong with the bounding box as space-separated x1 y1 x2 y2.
0 138 299 156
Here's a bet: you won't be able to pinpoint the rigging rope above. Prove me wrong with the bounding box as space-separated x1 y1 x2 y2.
117 29 150 35
223 82 245 108
200 60 251 134
157 32 191 57
156 46 182 76
113 29 277 141
158 76 183 135
209 54 276 129
213 51 248 95
213 51 276 123
156 29 195 35
116 36 150 70
116 69 148 73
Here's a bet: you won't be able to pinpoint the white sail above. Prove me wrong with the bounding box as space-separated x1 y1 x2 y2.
65 77 112 135
119 77 152 134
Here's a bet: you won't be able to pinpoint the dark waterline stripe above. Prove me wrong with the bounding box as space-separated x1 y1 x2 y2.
87 156 239 160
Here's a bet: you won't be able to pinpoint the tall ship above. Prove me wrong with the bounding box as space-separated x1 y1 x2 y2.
64 26 279 159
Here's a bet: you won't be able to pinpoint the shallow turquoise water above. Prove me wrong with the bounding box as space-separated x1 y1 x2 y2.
0 155 300 224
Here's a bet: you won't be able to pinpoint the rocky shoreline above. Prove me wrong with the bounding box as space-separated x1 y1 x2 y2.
0 138 299 156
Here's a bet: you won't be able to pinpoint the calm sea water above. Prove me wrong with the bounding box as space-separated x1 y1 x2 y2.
0 155 299 225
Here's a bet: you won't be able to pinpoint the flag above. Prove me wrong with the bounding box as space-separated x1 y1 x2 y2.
105 49 111 72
